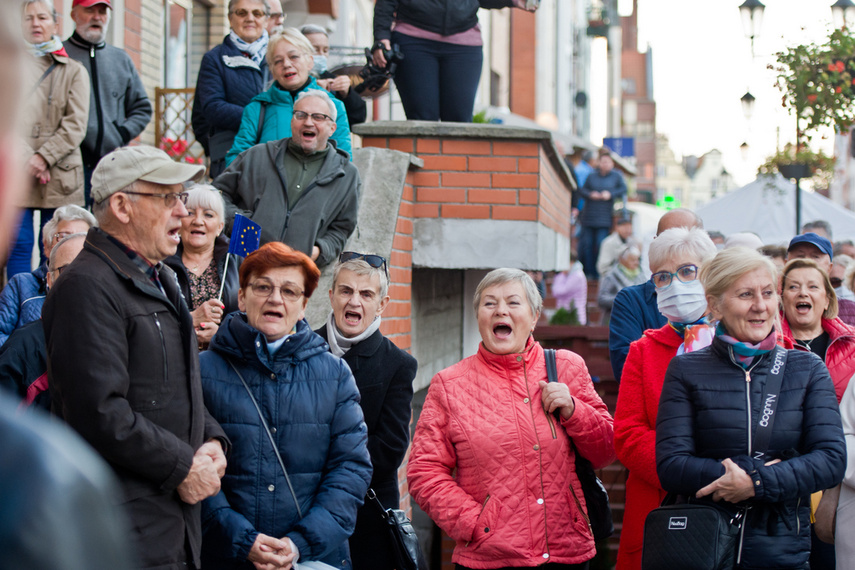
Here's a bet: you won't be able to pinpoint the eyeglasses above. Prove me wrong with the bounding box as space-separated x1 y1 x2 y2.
293 110 333 123
120 190 189 207
831 277 844 288
52 231 76 243
230 8 268 18
651 264 699 290
269 11 283 20
247 280 304 302
339 251 388 277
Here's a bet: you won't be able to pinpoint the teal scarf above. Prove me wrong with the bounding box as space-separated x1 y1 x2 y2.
715 323 777 369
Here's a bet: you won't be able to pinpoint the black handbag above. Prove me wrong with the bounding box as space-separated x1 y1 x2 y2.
641 499 744 570
641 345 788 570
544 348 614 540
366 488 422 570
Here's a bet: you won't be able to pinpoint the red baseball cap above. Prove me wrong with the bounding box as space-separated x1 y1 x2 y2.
72 0 112 8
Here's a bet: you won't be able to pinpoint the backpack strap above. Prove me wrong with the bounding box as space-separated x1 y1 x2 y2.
255 102 268 145
751 344 788 461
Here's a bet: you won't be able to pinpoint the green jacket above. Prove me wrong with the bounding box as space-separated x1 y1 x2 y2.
215 137 360 268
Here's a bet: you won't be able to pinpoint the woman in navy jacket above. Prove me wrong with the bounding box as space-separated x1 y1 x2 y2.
200 242 372 569
656 247 846 569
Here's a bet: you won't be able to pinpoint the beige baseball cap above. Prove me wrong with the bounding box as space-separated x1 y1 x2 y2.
91 145 206 204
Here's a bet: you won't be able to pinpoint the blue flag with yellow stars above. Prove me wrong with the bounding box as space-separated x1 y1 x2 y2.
228 214 261 257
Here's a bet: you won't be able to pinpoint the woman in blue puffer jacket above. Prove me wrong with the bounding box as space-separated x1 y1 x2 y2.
655 247 846 569
199 242 372 570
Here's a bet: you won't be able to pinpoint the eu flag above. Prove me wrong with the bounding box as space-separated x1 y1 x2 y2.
228 214 261 257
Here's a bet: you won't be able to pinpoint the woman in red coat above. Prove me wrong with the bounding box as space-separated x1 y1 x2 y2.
613 227 717 569
408 268 614 569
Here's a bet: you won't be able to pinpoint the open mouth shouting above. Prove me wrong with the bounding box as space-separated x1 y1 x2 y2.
493 322 513 339
794 301 812 314
343 310 362 327
167 226 181 244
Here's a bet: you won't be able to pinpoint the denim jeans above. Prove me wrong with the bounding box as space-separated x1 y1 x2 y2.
578 226 610 279
8 207 56 277
391 32 483 122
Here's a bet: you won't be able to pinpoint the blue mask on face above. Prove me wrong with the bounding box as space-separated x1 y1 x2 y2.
311 55 327 76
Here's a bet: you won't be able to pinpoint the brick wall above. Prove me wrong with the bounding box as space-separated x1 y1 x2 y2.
361 135 572 240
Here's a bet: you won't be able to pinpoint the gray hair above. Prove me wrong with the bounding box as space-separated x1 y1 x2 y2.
92 180 138 223
473 268 542 319
266 27 314 67
294 89 337 122
832 253 853 269
48 232 87 270
619 245 640 262
332 258 388 298
184 184 224 221
22 0 57 23
802 219 832 239
299 24 327 37
227 0 270 16
42 204 97 248
648 227 717 274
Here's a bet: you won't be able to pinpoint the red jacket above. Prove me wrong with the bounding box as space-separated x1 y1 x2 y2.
781 316 855 402
407 338 614 569
613 325 679 570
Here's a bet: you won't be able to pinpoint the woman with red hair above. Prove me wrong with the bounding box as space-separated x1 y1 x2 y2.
199 242 373 570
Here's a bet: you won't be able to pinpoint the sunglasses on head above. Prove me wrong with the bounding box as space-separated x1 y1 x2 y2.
339 251 388 277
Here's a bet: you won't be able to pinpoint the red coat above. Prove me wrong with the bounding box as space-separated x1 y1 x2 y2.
781 316 855 403
613 324 680 570
407 338 614 569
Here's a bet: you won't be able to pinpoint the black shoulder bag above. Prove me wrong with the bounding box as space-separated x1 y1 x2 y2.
544 348 614 540
641 345 788 570
365 488 423 570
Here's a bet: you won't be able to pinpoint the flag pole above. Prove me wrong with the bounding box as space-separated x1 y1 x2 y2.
217 254 230 303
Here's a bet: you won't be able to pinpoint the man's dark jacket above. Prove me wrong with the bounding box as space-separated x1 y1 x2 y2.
656 339 846 569
315 324 417 570
215 137 360 267
43 228 228 570
608 280 666 382
578 168 627 228
63 32 152 167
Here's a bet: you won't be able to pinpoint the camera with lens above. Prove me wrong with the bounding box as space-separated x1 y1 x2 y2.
354 43 405 96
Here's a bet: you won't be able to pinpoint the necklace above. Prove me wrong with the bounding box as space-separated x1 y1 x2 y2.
795 337 814 352
184 253 212 274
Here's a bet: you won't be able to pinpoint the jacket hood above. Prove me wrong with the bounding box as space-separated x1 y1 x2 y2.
209 311 328 369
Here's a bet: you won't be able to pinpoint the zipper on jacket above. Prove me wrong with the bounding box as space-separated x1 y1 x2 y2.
89 46 104 159
796 497 801 534
744 368 753 457
569 481 593 534
735 508 748 566
153 313 168 385
465 494 491 547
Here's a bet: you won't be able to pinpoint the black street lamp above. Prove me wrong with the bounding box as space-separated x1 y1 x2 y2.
739 0 765 55
832 0 855 29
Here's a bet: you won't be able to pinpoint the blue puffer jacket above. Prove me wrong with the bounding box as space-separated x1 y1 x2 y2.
656 337 846 569
226 77 351 166
193 35 270 150
200 313 372 570
0 265 47 347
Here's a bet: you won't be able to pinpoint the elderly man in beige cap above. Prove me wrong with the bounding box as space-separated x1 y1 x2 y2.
43 145 230 570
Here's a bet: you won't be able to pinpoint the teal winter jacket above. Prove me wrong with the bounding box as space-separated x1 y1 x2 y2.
226 77 351 165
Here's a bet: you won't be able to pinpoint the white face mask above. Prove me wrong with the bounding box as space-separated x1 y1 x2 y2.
656 279 708 324
312 54 327 75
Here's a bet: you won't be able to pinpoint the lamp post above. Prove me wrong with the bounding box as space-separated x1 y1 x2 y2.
740 91 756 121
832 0 855 29
739 0 765 56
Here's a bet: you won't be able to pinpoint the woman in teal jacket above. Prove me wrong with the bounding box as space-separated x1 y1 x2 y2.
226 27 351 166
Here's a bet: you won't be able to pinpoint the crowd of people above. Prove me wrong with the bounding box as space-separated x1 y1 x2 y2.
2 0 855 568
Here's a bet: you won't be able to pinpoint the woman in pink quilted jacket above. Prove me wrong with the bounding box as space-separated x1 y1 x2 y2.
407 268 615 569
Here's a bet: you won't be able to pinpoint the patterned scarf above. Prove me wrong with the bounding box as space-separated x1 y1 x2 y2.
669 316 715 355
715 323 777 369
29 35 65 58
229 29 269 66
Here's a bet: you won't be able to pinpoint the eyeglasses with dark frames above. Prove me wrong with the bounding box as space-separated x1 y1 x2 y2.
229 8 268 18
293 110 333 123
651 264 699 290
120 190 189 208
339 251 388 277
247 280 304 302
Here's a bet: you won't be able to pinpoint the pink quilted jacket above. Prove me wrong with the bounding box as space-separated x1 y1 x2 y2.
407 338 615 569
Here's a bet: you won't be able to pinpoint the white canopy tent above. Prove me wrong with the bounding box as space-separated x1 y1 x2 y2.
696 174 855 245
